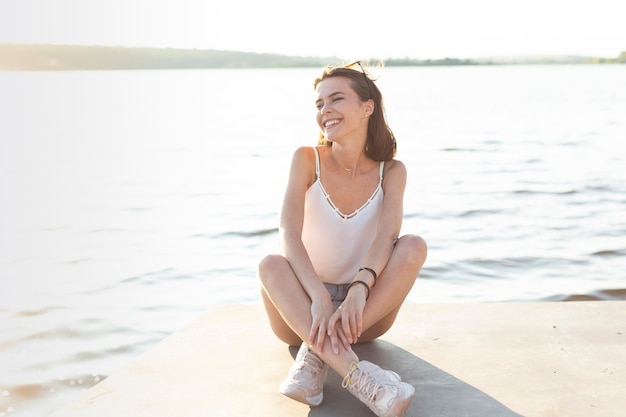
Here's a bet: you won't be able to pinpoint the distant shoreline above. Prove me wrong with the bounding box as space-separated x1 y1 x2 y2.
1 44 624 71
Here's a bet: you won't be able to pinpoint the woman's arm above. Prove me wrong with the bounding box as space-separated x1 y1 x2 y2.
279 146 335 350
279 147 327 300
361 159 407 281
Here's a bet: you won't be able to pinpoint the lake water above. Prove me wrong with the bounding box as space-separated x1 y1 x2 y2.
1 65 625 416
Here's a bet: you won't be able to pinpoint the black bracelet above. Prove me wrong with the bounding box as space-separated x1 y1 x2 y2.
359 267 377 284
347 280 370 300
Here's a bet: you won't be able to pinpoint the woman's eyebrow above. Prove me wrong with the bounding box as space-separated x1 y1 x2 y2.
316 91 345 104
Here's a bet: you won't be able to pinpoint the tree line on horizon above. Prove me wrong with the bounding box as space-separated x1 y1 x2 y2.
1 44 624 71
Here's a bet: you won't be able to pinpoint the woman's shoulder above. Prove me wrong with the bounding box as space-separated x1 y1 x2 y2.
292 145 331 163
381 159 407 192
289 146 320 186
291 145 317 163
383 158 407 177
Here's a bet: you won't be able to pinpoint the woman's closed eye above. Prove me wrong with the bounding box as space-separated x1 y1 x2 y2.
316 97 344 110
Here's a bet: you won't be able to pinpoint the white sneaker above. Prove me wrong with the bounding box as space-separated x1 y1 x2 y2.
342 360 415 417
279 342 329 407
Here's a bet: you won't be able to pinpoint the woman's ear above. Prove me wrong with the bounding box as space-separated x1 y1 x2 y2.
364 100 375 117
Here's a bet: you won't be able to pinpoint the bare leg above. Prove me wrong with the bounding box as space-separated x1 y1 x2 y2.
359 234 427 342
258 234 427 373
258 254 358 376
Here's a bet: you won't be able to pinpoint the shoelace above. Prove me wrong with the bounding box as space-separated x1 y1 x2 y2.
304 349 325 369
291 349 325 380
342 364 382 402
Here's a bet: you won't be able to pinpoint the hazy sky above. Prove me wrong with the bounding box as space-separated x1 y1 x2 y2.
1 0 624 59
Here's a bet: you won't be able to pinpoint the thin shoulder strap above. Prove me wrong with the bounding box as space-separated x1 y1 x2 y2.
313 147 321 179
379 161 385 182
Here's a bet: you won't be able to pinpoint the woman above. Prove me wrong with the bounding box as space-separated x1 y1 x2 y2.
258 62 427 417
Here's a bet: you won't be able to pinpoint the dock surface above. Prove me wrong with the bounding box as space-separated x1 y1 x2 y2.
51 301 626 417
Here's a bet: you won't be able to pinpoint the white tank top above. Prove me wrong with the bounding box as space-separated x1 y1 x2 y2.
301 147 384 284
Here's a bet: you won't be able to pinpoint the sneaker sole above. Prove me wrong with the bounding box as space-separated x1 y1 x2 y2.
279 385 323 407
387 382 415 417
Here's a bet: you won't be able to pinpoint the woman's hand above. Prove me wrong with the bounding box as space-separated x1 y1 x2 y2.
327 285 367 354
308 295 335 353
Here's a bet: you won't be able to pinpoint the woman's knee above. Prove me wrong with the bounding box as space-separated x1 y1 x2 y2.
359 308 400 342
258 254 287 284
397 234 428 268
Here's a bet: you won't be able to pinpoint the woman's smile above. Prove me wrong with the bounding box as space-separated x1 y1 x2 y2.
323 118 341 129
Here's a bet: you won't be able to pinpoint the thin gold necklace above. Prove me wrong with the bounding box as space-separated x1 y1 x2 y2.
332 153 357 173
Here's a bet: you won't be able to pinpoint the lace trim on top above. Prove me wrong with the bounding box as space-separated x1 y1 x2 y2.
313 148 384 220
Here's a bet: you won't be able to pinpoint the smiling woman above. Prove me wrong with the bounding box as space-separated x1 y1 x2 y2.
315 63 396 162
1 60 625 417
257 63 427 417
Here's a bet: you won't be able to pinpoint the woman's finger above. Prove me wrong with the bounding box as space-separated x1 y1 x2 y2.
308 320 317 346
355 309 363 338
316 322 327 353
327 312 339 337
349 312 359 341
341 312 353 345
329 327 340 354
335 326 352 353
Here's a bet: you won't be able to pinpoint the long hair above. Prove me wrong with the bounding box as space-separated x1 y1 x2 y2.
313 64 397 161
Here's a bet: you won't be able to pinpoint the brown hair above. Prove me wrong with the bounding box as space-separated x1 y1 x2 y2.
313 64 397 161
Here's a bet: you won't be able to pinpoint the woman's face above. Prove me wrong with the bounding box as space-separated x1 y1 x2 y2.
315 76 370 142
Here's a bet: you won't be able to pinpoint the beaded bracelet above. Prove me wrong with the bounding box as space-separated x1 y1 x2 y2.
347 280 370 300
359 267 377 285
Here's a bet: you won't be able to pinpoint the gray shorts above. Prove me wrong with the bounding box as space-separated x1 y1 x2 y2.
324 282 350 310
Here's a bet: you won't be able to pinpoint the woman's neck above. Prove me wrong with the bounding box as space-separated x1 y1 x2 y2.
330 144 368 175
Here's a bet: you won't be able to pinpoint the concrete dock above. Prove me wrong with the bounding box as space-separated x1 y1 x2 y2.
50 301 625 417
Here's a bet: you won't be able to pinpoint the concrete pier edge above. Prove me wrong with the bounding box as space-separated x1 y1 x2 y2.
50 301 626 417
